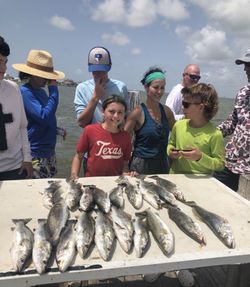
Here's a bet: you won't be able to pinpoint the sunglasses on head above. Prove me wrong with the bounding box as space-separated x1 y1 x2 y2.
182 101 201 109
186 74 201 81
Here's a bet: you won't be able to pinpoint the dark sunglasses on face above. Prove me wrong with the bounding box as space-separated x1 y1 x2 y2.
182 101 201 109
244 62 250 67
186 73 201 81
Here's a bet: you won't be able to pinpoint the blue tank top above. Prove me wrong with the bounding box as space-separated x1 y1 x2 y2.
133 103 170 158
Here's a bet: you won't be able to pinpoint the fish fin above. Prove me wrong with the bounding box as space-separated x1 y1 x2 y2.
12 218 32 225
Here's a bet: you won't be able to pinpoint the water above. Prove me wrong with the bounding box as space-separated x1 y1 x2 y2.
55 86 235 178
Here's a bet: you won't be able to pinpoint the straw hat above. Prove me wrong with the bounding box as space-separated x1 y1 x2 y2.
13 49 65 80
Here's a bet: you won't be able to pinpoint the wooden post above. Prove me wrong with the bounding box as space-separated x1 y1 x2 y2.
128 90 141 112
225 175 250 287
238 175 250 200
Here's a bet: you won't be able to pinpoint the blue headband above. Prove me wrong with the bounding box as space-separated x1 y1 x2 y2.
144 71 166 84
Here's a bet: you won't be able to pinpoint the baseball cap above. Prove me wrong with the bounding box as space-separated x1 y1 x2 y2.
88 46 112 72
235 48 250 65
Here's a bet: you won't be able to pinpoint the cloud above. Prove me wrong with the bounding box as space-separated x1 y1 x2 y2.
176 25 232 64
102 32 130 46
158 0 189 21
190 0 250 37
90 0 189 27
131 48 141 55
50 15 75 31
175 25 191 39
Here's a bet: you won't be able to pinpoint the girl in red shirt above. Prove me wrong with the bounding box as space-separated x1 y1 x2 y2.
71 95 132 178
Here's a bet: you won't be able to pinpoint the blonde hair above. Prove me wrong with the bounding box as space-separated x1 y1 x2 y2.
181 83 219 120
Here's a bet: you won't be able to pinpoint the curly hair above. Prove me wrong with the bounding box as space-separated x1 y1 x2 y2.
181 83 219 121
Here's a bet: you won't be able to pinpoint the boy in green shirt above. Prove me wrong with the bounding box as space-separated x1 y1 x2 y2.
167 83 224 174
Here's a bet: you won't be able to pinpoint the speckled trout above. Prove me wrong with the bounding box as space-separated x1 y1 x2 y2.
10 218 34 273
186 201 235 249
32 219 52 274
166 205 206 246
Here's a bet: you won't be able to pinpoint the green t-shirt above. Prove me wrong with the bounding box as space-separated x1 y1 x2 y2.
167 119 225 174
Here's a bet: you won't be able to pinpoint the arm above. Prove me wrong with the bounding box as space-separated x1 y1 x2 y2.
76 78 105 128
217 93 239 137
71 153 83 179
163 105 176 130
180 130 225 171
21 84 59 125
167 123 181 160
124 106 142 135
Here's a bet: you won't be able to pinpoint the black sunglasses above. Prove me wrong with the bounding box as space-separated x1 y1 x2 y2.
182 101 201 109
244 63 250 67
186 74 201 81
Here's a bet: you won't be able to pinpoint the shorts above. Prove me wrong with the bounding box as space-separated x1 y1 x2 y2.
32 156 57 179
213 167 240 192
129 156 170 175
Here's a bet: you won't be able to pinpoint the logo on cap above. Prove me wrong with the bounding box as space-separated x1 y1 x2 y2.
94 53 102 62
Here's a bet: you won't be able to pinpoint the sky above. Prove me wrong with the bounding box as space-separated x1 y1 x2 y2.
1 0 250 98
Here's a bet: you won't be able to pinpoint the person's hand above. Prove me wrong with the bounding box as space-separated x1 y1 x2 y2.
70 173 79 180
19 161 33 178
180 147 202 161
93 77 106 100
169 148 182 159
123 171 138 177
48 80 57 86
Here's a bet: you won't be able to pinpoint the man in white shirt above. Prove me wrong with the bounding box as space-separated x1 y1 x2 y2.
0 35 32 180
166 64 200 120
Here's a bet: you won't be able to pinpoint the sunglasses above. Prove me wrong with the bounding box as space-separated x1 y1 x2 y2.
244 63 250 67
186 74 201 81
182 101 201 109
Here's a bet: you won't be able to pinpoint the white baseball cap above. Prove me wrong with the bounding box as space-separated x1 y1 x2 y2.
88 46 112 72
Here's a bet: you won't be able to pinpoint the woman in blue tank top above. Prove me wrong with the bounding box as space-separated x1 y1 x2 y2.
125 67 175 174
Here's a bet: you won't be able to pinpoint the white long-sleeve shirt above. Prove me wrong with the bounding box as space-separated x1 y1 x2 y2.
165 83 184 120
0 79 31 172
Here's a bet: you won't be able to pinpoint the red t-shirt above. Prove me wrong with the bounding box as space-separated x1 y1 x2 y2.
76 124 132 177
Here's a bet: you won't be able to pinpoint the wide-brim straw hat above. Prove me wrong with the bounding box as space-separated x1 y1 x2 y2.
12 49 65 80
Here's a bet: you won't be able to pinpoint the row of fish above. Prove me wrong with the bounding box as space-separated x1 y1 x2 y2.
10 206 174 274
40 175 186 214
10 175 236 275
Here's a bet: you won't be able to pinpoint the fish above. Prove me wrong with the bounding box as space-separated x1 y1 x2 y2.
142 208 174 256
186 201 235 249
109 206 134 253
136 179 162 209
56 220 77 272
165 205 206 246
133 216 149 258
32 219 52 274
75 212 95 259
10 218 34 273
65 178 82 211
47 199 69 246
93 186 111 214
94 211 115 261
124 182 143 210
79 185 95 212
40 181 63 209
116 175 143 209
148 175 186 202
109 185 124 208
140 178 177 206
